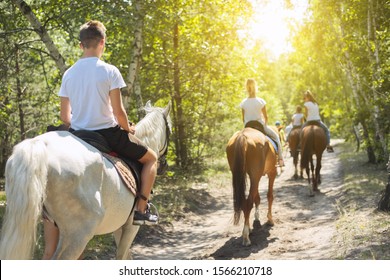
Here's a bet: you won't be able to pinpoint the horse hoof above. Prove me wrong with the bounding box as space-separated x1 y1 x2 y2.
242 239 251 246
266 220 274 226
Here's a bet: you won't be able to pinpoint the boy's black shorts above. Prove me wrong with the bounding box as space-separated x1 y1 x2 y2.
95 125 148 160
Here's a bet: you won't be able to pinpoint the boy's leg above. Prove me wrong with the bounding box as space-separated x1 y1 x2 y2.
137 148 157 212
133 148 158 225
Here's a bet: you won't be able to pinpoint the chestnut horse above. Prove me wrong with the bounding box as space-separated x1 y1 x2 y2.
226 127 277 246
300 124 327 196
288 128 303 179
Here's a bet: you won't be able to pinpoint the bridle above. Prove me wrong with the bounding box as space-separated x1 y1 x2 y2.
157 112 170 175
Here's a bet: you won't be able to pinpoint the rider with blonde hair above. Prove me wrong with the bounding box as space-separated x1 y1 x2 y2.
240 78 285 166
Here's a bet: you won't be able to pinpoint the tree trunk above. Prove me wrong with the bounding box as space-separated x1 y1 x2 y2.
339 15 377 163
11 0 67 76
378 155 390 211
367 0 388 161
126 0 144 118
361 120 377 164
172 22 188 168
134 77 144 119
342 50 376 163
15 45 26 141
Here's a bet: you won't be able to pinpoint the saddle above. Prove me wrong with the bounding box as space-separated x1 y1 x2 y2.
306 120 321 127
245 121 278 152
47 125 142 196
245 120 266 135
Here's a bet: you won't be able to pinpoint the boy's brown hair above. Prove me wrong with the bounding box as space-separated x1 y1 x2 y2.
79 20 106 49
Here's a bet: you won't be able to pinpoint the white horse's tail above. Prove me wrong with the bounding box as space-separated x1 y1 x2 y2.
0 138 48 259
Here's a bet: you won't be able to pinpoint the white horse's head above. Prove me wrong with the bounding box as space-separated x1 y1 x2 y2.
135 101 172 174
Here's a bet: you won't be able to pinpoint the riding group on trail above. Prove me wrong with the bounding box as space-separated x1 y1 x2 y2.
0 21 335 258
226 82 334 246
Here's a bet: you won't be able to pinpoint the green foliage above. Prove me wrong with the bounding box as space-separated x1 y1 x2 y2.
0 0 389 174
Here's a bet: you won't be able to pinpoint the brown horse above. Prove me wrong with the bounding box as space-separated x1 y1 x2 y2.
288 127 303 179
226 127 277 246
300 124 327 196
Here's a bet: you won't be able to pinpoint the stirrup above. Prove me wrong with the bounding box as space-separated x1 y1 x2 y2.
147 202 159 218
133 202 159 226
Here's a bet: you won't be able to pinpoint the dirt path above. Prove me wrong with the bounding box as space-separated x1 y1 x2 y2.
131 141 344 260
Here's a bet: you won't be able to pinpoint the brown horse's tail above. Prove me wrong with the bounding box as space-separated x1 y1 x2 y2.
300 128 313 170
232 133 247 225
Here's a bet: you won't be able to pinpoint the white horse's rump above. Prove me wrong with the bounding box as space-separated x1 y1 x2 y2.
0 101 171 259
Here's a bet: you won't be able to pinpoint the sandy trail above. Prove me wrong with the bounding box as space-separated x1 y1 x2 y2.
131 141 343 260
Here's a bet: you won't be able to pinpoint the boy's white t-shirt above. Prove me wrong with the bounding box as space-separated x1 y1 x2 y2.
304 101 321 121
240 97 266 125
58 57 127 130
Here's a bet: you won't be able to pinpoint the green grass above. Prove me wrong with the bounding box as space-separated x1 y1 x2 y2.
334 141 390 259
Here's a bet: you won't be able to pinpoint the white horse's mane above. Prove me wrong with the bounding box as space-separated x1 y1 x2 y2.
135 101 171 156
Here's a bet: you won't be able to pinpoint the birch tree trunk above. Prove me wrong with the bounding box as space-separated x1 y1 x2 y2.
11 0 67 76
126 0 144 119
338 15 377 163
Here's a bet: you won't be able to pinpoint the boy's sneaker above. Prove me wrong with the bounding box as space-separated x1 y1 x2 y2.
133 203 159 225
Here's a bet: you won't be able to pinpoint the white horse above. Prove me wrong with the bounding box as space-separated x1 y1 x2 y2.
0 101 171 260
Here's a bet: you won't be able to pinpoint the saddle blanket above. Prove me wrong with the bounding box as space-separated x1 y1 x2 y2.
103 153 139 197
266 136 278 152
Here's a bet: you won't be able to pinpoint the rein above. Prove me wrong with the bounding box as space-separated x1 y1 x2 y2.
158 112 170 157
156 112 170 175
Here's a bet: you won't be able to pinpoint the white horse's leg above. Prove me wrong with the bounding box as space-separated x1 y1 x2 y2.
52 234 90 260
52 219 101 259
114 214 140 260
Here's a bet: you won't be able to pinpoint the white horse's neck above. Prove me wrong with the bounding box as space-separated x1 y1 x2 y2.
135 109 170 156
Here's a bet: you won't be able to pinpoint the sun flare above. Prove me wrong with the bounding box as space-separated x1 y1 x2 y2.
247 0 309 58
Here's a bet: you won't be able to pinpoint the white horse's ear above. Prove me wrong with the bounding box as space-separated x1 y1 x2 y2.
143 100 153 113
163 100 172 117
145 100 152 109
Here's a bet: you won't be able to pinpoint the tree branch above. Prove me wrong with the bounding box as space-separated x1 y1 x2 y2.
11 0 67 75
